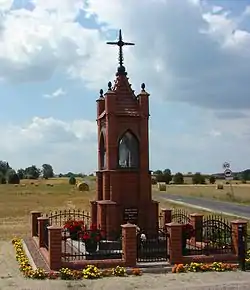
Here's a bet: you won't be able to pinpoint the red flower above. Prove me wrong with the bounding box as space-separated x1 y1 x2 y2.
83 233 90 240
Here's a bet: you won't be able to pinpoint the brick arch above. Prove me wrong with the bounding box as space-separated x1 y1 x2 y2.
117 129 140 168
99 130 106 169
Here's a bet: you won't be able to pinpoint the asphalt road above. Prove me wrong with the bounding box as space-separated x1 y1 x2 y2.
154 192 250 219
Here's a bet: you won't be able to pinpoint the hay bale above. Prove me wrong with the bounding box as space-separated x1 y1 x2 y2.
216 184 224 190
158 183 166 191
77 182 89 192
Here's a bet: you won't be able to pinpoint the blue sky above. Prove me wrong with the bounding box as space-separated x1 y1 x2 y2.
0 0 250 174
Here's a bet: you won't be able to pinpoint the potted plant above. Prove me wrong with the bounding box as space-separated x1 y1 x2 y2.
80 224 105 253
63 220 84 240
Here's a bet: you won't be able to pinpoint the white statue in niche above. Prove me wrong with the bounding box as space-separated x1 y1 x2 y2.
118 131 139 168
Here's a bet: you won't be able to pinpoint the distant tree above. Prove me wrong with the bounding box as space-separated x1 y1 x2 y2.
162 168 172 184
154 170 163 175
17 168 25 180
24 165 41 179
69 176 76 185
0 161 11 176
209 175 216 184
42 164 54 179
192 172 206 184
58 173 63 178
173 172 184 184
241 169 250 181
7 169 20 184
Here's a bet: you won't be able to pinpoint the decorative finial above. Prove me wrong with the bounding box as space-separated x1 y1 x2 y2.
141 83 145 91
106 29 135 75
108 81 112 90
100 89 103 97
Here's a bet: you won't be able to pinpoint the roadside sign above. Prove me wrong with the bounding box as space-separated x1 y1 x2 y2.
224 169 233 180
223 162 230 169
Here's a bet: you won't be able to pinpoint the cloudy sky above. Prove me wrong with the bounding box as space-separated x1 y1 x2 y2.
0 0 250 174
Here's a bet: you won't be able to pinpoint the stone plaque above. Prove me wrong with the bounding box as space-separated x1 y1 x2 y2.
124 207 138 224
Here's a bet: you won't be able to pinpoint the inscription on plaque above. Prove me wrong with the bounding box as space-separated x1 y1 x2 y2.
124 207 138 224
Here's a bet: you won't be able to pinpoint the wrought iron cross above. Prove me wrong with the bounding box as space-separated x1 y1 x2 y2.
107 29 135 68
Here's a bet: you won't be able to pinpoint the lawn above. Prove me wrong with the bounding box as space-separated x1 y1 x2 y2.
1 177 249 241
153 183 250 204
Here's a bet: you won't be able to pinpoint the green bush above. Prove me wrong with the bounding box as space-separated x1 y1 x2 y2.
69 176 76 185
8 173 20 184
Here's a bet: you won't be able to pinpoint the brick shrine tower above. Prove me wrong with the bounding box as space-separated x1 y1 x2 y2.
90 30 159 238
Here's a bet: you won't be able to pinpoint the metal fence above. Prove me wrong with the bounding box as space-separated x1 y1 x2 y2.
183 215 233 256
137 228 169 262
61 228 122 262
45 209 91 227
172 209 191 224
43 219 49 250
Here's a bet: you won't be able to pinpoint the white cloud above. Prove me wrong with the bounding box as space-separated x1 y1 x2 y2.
0 117 97 173
0 0 13 11
43 87 66 98
0 0 249 173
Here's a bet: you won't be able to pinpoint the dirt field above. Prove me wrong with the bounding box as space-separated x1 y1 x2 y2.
1 241 250 290
153 183 250 204
0 178 95 241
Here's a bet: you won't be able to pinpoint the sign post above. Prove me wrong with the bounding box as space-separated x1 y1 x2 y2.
223 162 234 198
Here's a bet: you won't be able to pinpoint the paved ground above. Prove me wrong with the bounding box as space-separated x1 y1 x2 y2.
2 241 250 290
155 192 250 219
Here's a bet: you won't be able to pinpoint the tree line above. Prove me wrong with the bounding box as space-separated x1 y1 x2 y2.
152 169 216 185
0 161 55 184
0 160 90 184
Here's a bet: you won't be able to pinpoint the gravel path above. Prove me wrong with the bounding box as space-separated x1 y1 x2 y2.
1 241 250 290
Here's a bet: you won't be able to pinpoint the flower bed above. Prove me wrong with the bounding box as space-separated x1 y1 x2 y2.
245 249 250 270
172 262 238 273
12 238 142 280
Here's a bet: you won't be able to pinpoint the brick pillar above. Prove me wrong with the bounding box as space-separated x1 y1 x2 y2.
97 202 107 234
38 217 50 248
31 211 41 237
106 201 118 240
161 209 172 228
48 226 62 271
96 171 103 200
190 213 203 242
90 201 97 225
121 223 137 267
103 172 110 200
166 222 183 264
231 220 248 255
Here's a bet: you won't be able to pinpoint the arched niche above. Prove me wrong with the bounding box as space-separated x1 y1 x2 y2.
100 131 106 169
118 130 139 168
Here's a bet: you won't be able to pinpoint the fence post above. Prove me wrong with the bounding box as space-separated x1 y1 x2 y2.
166 222 183 264
238 224 246 271
121 223 137 267
48 226 62 271
37 217 50 248
161 209 172 228
31 211 42 237
231 220 248 255
190 213 203 242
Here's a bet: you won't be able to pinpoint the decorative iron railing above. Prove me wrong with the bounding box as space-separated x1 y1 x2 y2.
183 215 233 256
172 208 191 224
136 228 169 262
61 227 122 262
45 209 91 227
